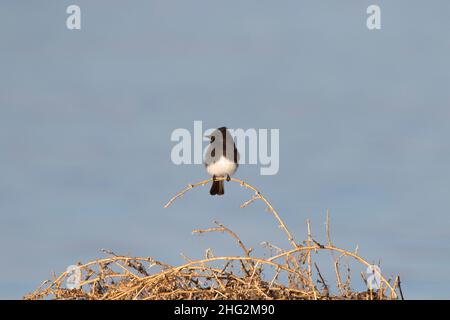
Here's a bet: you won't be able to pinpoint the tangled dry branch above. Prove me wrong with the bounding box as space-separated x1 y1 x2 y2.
25 177 402 300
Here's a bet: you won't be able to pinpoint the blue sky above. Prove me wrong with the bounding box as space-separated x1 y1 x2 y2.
1 1 450 299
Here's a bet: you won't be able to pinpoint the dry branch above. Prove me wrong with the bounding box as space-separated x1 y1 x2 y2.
25 178 400 300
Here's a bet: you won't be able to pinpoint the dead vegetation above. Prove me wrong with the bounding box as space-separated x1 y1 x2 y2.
24 177 402 300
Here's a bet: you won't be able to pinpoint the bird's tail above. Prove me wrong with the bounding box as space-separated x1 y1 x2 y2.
210 179 224 196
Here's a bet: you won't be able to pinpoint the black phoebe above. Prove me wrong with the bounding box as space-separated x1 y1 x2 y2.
204 127 239 196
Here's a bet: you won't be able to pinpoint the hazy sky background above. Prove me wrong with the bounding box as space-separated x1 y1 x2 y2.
1 1 449 299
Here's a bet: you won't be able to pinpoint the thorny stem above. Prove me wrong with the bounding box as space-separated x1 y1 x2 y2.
164 177 299 249
27 178 400 300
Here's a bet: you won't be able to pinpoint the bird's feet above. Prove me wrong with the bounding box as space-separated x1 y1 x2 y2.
226 175 231 182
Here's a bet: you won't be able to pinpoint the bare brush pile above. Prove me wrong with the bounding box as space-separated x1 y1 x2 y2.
25 178 403 300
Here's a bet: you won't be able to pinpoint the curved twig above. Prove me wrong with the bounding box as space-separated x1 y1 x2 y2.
268 245 397 298
164 177 299 249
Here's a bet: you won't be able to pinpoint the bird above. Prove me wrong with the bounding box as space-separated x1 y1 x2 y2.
204 127 239 196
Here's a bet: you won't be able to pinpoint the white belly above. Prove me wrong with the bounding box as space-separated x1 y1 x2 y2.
206 156 237 177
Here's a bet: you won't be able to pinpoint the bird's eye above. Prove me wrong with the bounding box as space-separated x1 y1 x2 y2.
210 136 215 142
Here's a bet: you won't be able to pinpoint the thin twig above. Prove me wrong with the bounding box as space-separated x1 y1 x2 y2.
164 177 299 249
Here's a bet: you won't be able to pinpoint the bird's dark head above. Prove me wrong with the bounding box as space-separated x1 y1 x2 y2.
208 127 228 143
